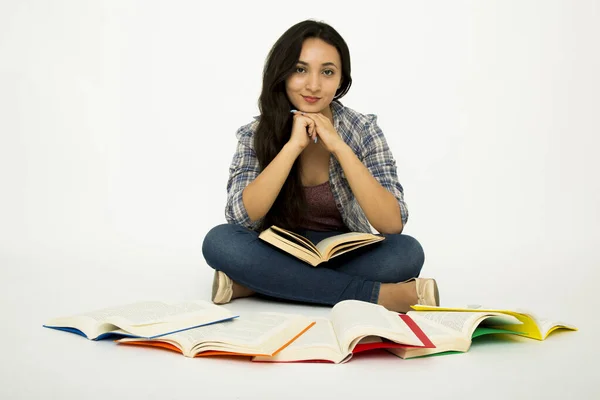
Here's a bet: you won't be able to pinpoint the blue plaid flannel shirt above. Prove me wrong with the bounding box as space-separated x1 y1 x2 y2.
225 100 409 233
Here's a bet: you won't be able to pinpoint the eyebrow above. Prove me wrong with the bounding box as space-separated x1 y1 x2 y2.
297 60 339 68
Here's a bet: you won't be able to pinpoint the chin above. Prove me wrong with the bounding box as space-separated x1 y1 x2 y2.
298 100 332 113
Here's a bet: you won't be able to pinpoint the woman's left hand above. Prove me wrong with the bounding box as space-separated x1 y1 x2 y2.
301 112 346 154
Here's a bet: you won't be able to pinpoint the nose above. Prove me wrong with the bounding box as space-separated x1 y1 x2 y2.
305 72 321 92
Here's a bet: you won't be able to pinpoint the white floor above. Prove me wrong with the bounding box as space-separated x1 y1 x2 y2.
1 246 597 400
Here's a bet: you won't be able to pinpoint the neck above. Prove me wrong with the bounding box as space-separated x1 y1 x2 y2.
320 104 334 124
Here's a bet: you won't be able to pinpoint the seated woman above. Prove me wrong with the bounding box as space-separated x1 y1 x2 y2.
202 19 439 313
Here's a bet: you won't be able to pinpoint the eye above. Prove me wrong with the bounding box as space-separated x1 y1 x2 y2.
323 69 334 76
295 67 306 73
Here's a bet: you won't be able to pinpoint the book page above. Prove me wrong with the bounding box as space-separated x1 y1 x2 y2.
386 314 469 359
402 316 468 354
44 300 233 339
410 305 578 341
326 239 384 261
330 300 422 352
411 305 549 338
315 232 377 256
177 313 287 344
533 317 578 339
408 311 517 339
77 300 227 325
269 226 320 254
259 230 320 264
163 312 310 356
252 318 345 363
389 313 490 359
269 235 319 259
415 317 460 339
269 317 340 351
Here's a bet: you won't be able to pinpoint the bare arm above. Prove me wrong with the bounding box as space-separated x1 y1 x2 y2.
332 143 403 234
242 143 302 222
300 112 407 235
242 112 317 222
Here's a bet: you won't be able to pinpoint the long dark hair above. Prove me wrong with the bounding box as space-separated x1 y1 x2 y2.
254 20 352 232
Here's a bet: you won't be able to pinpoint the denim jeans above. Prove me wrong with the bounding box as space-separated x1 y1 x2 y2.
201 223 425 306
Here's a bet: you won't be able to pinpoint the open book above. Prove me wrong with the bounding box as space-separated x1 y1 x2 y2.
388 305 578 359
258 225 384 266
43 300 237 340
116 312 314 358
252 300 434 364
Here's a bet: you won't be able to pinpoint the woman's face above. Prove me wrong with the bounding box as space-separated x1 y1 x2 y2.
285 38 343 114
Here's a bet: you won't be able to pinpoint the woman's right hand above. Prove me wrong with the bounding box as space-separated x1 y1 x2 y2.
287 111 317 151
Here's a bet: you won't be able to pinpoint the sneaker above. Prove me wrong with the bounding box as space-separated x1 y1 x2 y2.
414 278 440 306
211 270 233 304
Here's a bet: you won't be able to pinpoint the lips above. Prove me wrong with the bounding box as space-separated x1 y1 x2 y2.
302 96 320 103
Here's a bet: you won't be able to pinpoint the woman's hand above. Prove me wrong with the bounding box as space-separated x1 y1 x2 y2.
301 112 346 154
287 111 317 151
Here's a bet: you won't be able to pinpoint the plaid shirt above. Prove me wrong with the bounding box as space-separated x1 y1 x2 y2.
225 100 409 233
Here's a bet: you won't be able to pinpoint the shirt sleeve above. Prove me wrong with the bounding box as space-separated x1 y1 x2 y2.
361 114 409 226
224 126 262 230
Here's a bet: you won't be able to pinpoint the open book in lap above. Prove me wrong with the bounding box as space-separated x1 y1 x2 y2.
388 305 578 359
117 312 314 358
43 300 237 340
252 300 434 364
258 225 384 267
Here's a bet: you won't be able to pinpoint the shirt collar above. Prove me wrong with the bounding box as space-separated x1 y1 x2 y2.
330 99 344 129
330 99 351 144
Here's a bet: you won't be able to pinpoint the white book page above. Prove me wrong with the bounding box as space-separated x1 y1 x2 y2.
78 300 228 325
166 312 308 355
118 312 298 356
45 300 232 339
390 313 494 358
271 317 340 352
408 312 470 342
99 301 233 338
508 308 577 337
414 318 461 342
390 316 471 358
43 316 116 339
409 311 480 336
533 317 577 339
330 300 421 352
408 311 516 338
253 318 344 363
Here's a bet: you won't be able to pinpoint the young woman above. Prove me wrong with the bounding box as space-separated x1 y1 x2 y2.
202 20 439 313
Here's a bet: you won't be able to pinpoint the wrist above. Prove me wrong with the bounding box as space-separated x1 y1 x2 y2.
283 142 304 158
331 141 351 158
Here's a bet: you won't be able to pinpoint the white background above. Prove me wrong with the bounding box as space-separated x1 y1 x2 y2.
1 1 599 399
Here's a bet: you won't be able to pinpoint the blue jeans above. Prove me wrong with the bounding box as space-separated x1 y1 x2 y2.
202 223 425 306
